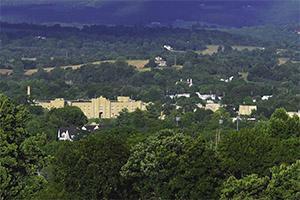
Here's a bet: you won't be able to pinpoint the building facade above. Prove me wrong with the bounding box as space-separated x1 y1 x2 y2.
36 96 147 119
238 105 257 116
36 98 66 110
287 111 300 118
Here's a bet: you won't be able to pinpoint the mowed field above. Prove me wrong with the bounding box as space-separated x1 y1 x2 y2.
195 45 264 55
0 69 13 75
10 59 149 76
231 45 264 51
195 45 219 55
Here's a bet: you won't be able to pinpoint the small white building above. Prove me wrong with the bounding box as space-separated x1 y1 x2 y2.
287 111 300 118
57 127 79 141
155 56 167 67
168 93 191 99
58 123 100 141
163 45 173 51
220 76 234 83
81 123 100 132
196 92 217 101
261 95 273 100
175 78 193 87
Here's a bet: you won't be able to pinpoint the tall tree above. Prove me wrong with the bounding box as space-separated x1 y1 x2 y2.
0 94 47 199
121 129 222 199
44 134 131 199
220 160 300 200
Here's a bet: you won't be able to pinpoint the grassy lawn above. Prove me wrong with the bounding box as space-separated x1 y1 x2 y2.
278 57 290 65
195 45 264 56
232 45 264 51
239 72 249 82
20 59 149 76
195 45 219 55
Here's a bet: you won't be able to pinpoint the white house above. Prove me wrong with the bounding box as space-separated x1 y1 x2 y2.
155 56 167 67
163 45 173 51
168 93 191 99
57 126 78 141
196 92 217 101
261 95 273 100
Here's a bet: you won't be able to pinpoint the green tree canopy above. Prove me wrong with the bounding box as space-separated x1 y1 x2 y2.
121 129 222 199
268 108 300 138
220 160 300 200
41 134 131 199
0 94 47 199
46 106 88 128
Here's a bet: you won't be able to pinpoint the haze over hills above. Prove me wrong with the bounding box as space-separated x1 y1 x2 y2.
1 0 299 27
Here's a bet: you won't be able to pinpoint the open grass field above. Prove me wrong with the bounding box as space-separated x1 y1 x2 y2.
195 45 219 55
232 45 264 51
195 45 264 56
278 57 290 65
0 69 13 75
9 59 149 76
238 72 249 82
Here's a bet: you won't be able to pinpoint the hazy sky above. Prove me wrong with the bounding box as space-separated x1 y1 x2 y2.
3 0 296 5
1 0 299 27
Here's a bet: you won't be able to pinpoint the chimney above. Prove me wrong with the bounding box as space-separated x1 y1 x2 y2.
27 86 31 96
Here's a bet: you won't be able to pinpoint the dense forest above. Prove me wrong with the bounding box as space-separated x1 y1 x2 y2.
0 21 300 199
0 22 299 117
1 93 299 199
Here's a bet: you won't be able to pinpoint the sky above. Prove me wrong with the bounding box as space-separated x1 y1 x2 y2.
1 0 299 27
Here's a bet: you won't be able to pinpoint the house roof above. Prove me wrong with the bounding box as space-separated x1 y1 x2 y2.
82 124 99 132
58 126 80 137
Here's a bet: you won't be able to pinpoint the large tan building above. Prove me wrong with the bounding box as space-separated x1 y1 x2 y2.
36 98 66 110
239 105 257 116
36 96 147 119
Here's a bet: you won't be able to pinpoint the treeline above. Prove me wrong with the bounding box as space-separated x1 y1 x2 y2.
0 22 264 69
1 94 299 199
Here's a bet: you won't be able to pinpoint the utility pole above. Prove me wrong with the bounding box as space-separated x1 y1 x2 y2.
236 115 241 131
174 55 177 66
65 50 69 58
215 119 223 150
175 116 180 127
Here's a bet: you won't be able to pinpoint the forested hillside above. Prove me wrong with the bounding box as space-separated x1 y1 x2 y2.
0 23 299 118
1 1 300 199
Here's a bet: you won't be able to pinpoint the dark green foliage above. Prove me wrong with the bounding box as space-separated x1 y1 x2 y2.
218 128 299 178
0 21 299 199
268 108 300 138
121 130 222 199
220 161 300 200
39 134 131 199
0 94 47 199
46 106 88 128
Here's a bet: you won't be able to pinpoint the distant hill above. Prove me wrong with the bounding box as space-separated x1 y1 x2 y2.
1 0 299 27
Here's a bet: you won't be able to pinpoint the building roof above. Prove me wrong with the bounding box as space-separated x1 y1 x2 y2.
58 126 79 138
81 124 100 132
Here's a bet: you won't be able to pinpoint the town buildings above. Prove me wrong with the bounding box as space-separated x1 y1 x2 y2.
57 123 100 141
287 111 300 118
36 96 147 119
238 105 257 116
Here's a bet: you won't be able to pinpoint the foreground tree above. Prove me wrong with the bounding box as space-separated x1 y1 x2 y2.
268 108 300 138
220 160 300 200
39 134 131 199
0 94 47 199
46 106 88 128
218 124 300 178
121 130 222 199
